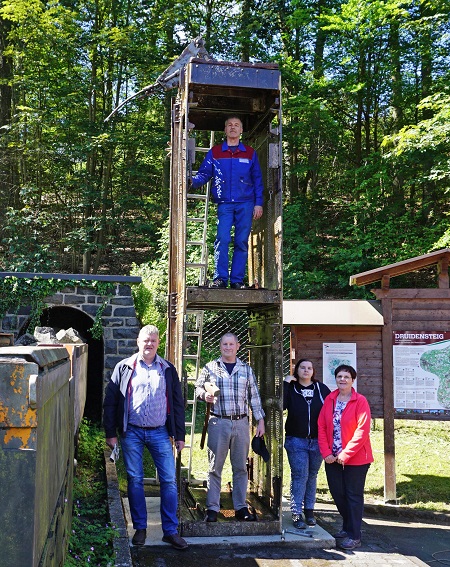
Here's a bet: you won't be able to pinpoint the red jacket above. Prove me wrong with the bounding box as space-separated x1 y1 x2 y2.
318 388 374 466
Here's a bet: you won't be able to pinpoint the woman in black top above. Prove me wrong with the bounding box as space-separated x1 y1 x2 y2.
283 358 331 529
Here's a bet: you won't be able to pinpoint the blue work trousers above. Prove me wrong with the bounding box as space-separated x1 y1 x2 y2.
284 436 323 518
325 461 370 540
214 201 254 284
120 424 178 536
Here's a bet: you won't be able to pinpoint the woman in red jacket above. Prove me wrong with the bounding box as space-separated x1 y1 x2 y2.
318 364 373 550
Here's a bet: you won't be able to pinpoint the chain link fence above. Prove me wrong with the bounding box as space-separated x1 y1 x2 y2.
190 309 291 376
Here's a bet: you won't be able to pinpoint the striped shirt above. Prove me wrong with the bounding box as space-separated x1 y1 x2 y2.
195 357 265 421
128 354 168 428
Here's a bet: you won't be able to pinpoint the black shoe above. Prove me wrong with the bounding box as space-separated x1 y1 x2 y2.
132 529 146 546
235 507 256 521
293 519 307 530
304 509 316 526
206 509 217 522
230 282 247 289
209 279 227 288
162 533 189 550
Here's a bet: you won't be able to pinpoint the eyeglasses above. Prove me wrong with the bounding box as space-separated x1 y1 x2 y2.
336 375 352 380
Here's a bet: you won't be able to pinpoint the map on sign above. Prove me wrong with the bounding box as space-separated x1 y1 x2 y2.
322 343 357 392
393 331 450 415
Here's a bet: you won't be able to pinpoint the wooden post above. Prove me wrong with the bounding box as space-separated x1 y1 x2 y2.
381 274 390 290
380 295 397 502
438 259 449 289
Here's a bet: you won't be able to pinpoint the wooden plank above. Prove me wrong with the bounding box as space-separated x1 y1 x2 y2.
391 320 450 329
293 334 382 344
349 248 450 286
438 258 449 288
381 297 397 502
290 326 383 417
391 310 450 321
292 345 382 353
373 288 450 299
392 299 450 310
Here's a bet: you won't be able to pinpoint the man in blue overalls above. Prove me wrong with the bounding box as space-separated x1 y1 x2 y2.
190 116 264 289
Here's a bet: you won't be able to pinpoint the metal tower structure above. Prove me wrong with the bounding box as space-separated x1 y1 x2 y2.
166 53 284 537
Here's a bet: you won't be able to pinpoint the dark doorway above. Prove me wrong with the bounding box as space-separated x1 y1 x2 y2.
37 306 104 422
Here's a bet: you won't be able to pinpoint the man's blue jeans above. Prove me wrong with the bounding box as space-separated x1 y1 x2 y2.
284 436 324 518
214 201 254 284
120 424 178 535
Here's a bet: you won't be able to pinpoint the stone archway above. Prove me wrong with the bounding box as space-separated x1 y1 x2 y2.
0 274 142 422
39 306 104 420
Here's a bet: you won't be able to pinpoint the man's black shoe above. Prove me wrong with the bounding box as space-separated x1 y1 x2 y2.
162 533 189 550
206 509 218 522
131 529 146 546
235 507 256 521
230 282 247 289
293 519 307 530
304 509 316 526
209 279 227 288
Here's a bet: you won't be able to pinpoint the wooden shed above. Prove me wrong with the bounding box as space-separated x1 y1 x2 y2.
285 249 450 501
349 247 450 500
284 299 384 416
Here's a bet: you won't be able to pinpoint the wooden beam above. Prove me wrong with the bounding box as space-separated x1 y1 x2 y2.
438 258 449 289
381 274 390 290
349 249 450 287
381 297 397 503
372 288 450 299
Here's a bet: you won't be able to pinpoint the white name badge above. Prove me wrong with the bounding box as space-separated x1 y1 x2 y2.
239 158 250 163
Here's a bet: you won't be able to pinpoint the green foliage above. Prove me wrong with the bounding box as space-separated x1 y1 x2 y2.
130 221 170 349
0 0 450 295
0 276 113 338
65 420 116 566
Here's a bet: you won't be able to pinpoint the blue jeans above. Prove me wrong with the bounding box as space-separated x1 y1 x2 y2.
120 424 178 535
284 436 323 518
214 201 254 284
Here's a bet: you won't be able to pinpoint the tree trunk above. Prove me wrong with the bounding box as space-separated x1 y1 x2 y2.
0 17 12 128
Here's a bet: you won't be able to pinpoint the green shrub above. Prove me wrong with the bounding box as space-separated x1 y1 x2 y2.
65 420 117 567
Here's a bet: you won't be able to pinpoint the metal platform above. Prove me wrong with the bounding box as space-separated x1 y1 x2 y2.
186 287 282 311
179 484 280 537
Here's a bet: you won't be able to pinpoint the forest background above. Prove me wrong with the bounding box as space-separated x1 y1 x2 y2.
1 0 450 304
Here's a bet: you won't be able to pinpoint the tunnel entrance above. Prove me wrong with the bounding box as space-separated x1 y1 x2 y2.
38 306 104 422
0 273 142 425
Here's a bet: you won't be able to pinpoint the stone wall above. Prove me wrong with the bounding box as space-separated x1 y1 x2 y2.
0 282 141 385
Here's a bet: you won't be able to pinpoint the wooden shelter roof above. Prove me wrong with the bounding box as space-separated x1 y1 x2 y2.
283 300 383 326
349 248 450 288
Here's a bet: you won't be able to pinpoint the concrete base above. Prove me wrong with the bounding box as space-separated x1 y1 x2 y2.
123 497 336 550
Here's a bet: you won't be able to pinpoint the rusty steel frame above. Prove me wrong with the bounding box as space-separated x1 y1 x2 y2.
167 57 283 536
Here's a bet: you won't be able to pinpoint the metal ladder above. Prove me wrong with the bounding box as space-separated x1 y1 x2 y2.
180 132 215 484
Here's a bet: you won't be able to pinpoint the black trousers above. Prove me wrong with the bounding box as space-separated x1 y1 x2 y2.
325 462 370 540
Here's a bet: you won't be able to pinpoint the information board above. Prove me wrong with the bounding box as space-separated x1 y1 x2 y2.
393 331 450 416
322 343 357 391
